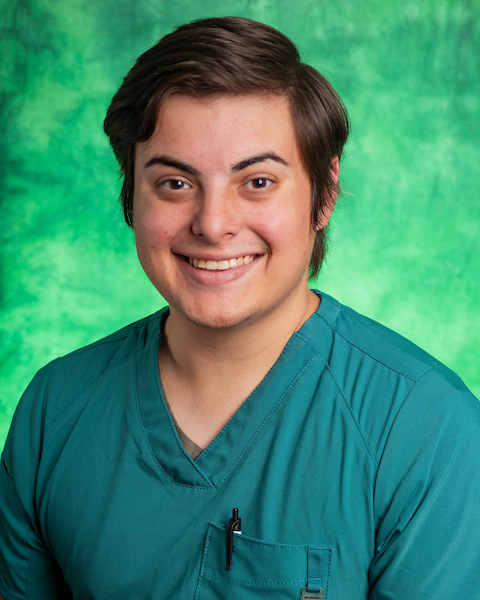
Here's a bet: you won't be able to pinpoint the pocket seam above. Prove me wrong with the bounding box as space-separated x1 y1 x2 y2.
211 522 333 551
205 573 306 586
195 523 334 597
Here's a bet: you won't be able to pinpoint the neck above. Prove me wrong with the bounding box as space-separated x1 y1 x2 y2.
165 288 318 372
158 287 320 447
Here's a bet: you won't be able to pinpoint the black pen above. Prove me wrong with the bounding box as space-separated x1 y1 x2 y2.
226 508 242 570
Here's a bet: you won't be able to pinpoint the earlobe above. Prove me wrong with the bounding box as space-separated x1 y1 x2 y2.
316 156 339 230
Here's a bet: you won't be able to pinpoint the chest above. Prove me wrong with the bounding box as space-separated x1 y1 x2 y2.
35 333 380 599
37 404 376 600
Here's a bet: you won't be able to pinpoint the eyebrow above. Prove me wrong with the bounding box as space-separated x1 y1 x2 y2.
144 152 289 178
144 155 201 178
231 152 289 172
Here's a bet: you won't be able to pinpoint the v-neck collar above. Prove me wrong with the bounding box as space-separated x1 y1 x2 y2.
136 291 338 488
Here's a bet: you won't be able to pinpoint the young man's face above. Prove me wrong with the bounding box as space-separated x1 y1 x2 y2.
133 93 328 330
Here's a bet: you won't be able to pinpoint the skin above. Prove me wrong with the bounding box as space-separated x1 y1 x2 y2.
133 93 338 447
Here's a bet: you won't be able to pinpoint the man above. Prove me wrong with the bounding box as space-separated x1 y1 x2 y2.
1 16 479 600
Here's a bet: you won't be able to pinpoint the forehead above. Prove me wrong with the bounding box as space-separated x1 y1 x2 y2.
136 93 302 169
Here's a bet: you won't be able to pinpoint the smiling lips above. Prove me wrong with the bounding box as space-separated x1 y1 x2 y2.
188 255 255 271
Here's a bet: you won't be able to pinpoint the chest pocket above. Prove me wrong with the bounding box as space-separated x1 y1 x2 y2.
194 523 332 599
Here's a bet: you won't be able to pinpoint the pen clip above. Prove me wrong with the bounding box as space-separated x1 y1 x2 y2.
226 508 241 570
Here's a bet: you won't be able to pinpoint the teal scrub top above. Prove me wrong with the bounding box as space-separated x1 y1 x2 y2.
1 292 480 599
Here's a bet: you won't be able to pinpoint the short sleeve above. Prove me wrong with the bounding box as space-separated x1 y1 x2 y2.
370 369 480 598
0 367 72 599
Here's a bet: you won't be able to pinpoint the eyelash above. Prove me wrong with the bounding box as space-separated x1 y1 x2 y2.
156 176 274 192
245 177 273 189
158 178 192 190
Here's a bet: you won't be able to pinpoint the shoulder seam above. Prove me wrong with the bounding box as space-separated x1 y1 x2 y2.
317 312 424 383
40 316 164 442
372 367 434 518
58 317 151 361
296 332 379 468
376 366 434 470
42 345 146 443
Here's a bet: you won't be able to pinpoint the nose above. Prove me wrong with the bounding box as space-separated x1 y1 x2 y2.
191 185 241 243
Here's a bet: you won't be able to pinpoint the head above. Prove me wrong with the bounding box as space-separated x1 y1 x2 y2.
104 16 349 279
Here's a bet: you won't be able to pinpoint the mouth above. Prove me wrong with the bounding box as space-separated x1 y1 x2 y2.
186 254 256 271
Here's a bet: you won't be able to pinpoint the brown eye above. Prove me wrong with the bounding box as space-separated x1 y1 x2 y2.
160 179 191 190
249 178 271 189
169 179 186 189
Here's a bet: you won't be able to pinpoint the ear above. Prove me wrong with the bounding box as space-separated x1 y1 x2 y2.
316 156 339 230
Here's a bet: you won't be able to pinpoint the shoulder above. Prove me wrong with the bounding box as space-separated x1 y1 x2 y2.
52 309 165 373
3 309 166 456
314 291 463 382
36 309 163 395
301 291 479 461
0 310 167 527
307 290 472 394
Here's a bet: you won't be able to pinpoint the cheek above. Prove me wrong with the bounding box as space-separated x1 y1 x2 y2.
249 195 313 248
134 204 189 253
134 208 184 286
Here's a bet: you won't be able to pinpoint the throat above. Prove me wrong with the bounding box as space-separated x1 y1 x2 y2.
163 392 204 460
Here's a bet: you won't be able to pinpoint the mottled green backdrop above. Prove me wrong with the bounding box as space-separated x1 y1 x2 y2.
1 0 479 447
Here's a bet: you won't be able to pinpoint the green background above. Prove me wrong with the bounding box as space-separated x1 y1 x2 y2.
1 0 479 448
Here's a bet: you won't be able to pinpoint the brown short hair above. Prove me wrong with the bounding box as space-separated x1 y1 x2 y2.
104 16 349 279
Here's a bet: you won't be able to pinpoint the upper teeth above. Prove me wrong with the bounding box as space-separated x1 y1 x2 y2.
188 255 255 270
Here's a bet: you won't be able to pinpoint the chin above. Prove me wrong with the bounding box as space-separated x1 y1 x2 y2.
184 310 253 331
176 299 259 331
